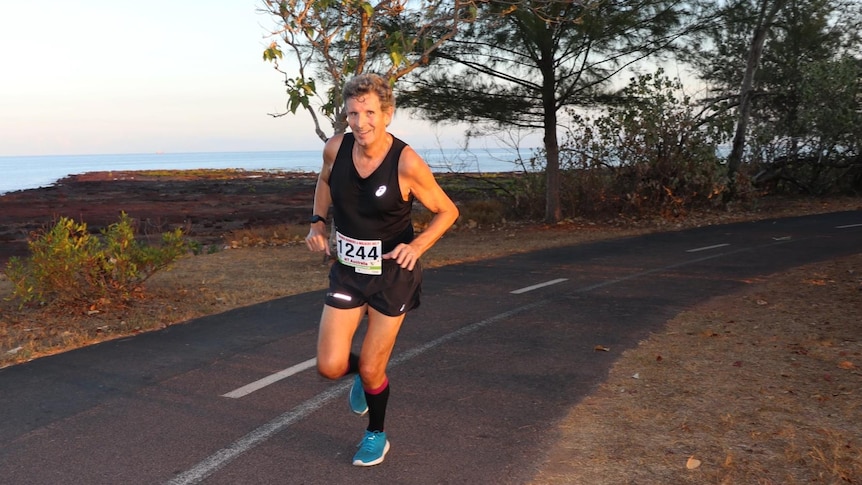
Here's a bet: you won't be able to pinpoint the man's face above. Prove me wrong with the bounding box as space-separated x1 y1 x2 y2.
345 92 393 148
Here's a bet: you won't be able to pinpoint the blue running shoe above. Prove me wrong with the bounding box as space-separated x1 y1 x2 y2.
349 374 368 416
352 430 389 466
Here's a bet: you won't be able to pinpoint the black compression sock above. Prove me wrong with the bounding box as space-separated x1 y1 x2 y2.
365 381 390 433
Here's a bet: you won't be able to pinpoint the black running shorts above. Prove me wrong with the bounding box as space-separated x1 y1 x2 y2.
325 259 422 316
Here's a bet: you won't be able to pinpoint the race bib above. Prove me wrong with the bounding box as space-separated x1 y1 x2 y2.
336 231 383 275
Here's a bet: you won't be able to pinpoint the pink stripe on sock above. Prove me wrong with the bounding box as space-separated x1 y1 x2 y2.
366 378 389 395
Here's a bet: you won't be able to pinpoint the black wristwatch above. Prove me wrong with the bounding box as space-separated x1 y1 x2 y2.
309 215 327 224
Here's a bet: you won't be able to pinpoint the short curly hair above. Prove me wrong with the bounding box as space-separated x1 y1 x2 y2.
342 73 395 111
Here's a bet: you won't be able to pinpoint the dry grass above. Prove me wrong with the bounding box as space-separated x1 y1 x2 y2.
533 254 862 484
1 196 861 482
0 220 649 366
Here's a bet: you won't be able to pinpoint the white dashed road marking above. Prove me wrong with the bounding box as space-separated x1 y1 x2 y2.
685 243 730 253
221 358 317 399
510 278 568 294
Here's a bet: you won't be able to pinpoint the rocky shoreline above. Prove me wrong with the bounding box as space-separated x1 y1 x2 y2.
0 170 321 265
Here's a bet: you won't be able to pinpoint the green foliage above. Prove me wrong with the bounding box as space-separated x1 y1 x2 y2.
401 0 703 126
510 71 734 219
458 199 507 226
748 55 862 195
433 171 545 222
489 157 548 221
262 42 283 62
261 0 475 139
4 213 188 308
573 72 732 217
286 77 316 114
692 0 862 195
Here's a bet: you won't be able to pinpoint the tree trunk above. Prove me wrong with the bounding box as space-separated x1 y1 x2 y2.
540 38 561 223
544 121 561 223
726 0 786 201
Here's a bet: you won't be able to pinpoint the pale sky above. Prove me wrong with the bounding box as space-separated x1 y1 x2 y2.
0 1 502 157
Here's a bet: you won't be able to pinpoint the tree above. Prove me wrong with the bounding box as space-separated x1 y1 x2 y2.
260 0 477 141
399 0 710 222
725 0 787 199
693 0 862 195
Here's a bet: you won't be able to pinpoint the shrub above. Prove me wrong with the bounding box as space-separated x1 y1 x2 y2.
459 199 507 227
4 213 188 308
521 70 733 220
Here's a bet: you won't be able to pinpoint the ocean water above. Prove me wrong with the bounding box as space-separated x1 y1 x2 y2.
0 148 531 195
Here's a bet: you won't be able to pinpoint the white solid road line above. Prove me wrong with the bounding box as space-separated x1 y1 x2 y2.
167 382 349 485
221 358 317 399
510 278 568 294
168 301 546 485
837 223 862 229
685 243 730 253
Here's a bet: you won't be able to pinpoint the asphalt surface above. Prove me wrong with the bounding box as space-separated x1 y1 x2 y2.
1 211 860 484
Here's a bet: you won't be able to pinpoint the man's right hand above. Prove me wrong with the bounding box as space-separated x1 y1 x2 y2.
305 224 330 255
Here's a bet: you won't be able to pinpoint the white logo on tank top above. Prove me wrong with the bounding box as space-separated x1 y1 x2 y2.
375 185 387 197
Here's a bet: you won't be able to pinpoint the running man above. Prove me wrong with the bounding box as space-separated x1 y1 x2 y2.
305 73 459 466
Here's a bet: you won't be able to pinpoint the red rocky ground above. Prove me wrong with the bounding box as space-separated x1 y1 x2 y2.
0 171 319 265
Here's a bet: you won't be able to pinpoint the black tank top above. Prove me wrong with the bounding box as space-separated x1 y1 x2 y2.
329 133 414 253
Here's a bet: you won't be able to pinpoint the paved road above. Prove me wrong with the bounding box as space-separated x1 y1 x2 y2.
1 211 860 484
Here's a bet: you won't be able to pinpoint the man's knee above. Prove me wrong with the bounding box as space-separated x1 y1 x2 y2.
357 361 387 385
317 358 347 380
